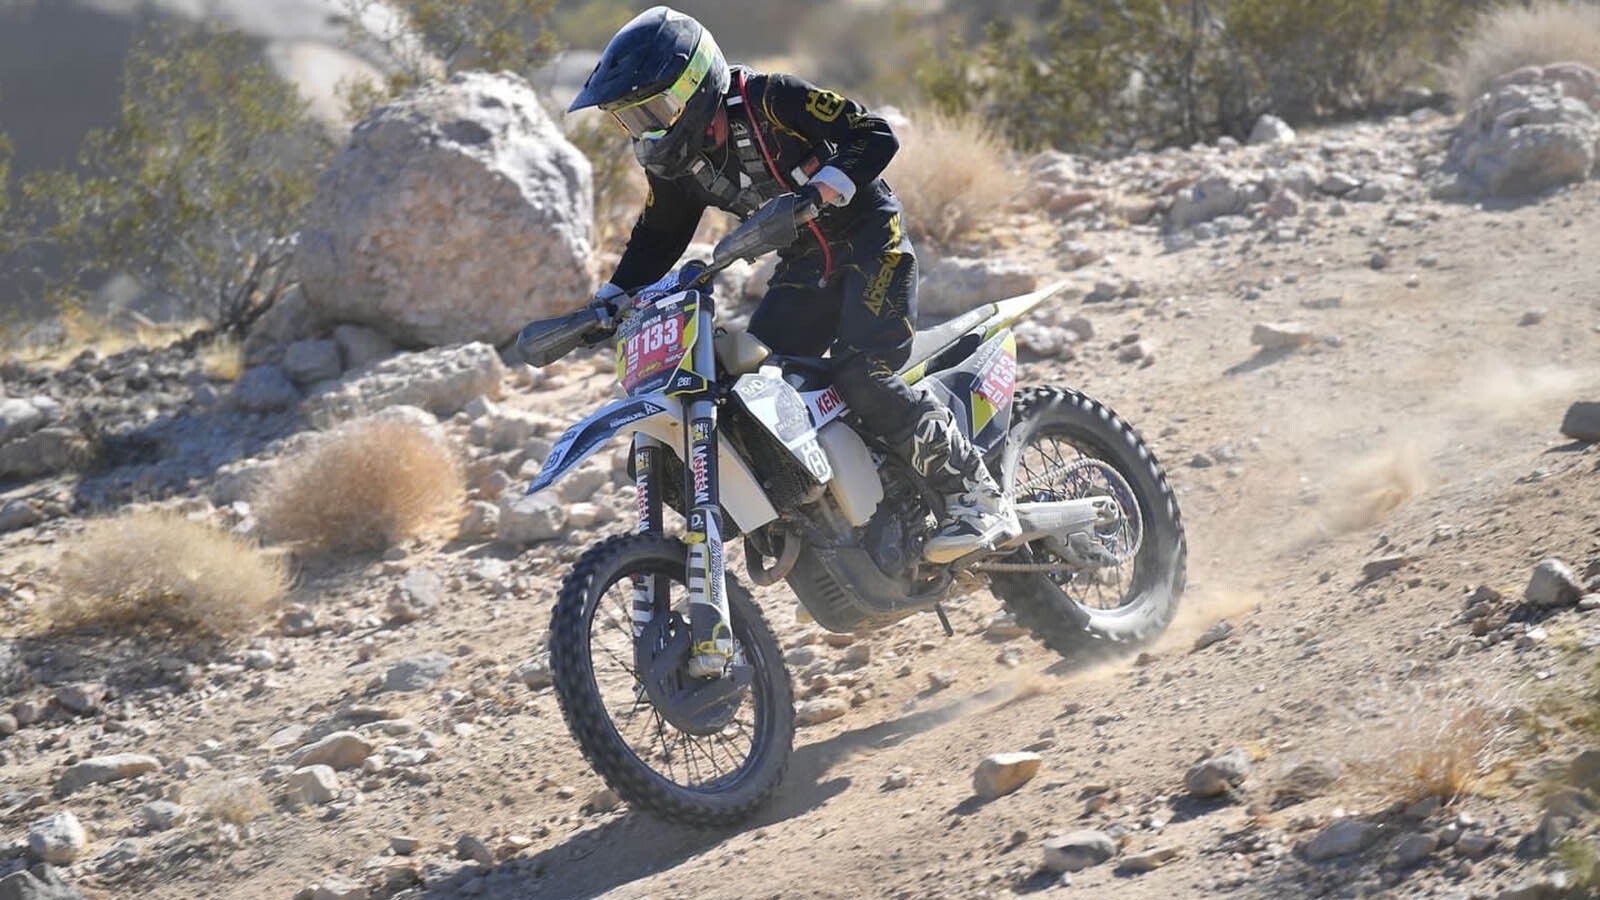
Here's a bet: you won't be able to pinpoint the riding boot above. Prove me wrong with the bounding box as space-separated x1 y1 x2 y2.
892 397 1020 564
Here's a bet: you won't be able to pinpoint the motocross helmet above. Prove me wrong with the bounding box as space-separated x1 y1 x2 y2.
567 6 729 180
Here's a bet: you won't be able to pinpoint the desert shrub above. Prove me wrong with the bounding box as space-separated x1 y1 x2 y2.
256 419 464 554
1349 699 1512 805
0 25 328 334
187 778 273 825
52 511 288 638
884 106 1018 252
922 0 1485 153
200 336 245 383
1451 0 1600 102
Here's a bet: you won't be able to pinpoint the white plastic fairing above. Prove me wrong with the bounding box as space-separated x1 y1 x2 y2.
817 421 883 526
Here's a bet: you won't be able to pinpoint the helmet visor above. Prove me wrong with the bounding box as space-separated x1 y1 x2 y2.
602 29 719 138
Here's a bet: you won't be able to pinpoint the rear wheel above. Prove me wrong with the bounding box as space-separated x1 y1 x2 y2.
549 534 794 826
988 386 1187 659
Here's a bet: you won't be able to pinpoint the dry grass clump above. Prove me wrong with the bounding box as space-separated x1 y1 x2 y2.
201 335 244 382
188 777 273 825
1452 0 1600 102
884 106 1018 253
256 418 463 554
1349 699 1512 806
52 511 287 638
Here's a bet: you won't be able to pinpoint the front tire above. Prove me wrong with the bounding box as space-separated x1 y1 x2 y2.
549 534 794 826
989 386 1187 659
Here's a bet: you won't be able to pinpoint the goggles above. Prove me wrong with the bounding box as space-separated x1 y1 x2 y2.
603 30 719 139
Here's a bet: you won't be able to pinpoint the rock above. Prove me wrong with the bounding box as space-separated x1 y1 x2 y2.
1061 315 1094 342
1118 844 1183 874
882 767 914 791
1388 832 1438 868
1526 559 1582 608
389 835 420 856
332 324 395 373
1351 179 1392 203
583 788 622 814
1192 620 1234 652
455 834 495 866
973 752 1044 800
138 800 186 831
281 605 319 637
0 500 43 535
297 72 593 347
234 365 302 413
302 343 505 428
387 569 442 623
1319 171 1361 196
458 501 501 540
512 656 553 691
1519 308 1546 326
1277 758 1343 800
286 765 341 806
1561 401 1600 442
309 877 369 900
1302 819 1381 861
1249 114 1296 145
1445 64 1600 197
0 397 48 443
1362 555 1411 580
0 712 17 735
383 654 454 692
1041 830 1117 873
1497 872 1577 900
242 649 276 670
795 698 848 727
1185 748 1252 797
0 428 85 480
1263 188 1301 220
0 864 82 900
28 812 86 864
918 257 1040 317
555 463 612 503
1455 830 1497 858
56 753 161 795
1169 171 1256 230
290 731 374 770
281 339 343 387
1251 322 1314 350
497 490 567 544
53 683 104 716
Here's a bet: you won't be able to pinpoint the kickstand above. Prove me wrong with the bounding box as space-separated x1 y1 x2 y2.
933 603 954 637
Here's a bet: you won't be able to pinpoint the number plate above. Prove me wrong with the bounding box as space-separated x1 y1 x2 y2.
617 295 695 395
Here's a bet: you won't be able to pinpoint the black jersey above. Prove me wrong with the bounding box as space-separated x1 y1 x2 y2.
610 69 902 291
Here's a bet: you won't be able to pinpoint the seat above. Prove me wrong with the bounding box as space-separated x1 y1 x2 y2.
897 302 997 376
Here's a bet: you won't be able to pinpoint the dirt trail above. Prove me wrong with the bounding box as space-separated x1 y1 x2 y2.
3 159 1597 899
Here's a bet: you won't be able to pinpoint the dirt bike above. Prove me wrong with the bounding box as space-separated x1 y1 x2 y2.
515 194 1186 827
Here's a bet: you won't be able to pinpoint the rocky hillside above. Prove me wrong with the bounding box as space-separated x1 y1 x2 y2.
2 64 1600 900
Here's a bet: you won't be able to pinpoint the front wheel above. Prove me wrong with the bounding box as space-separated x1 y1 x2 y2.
989 386 1187 659
549 534 794 826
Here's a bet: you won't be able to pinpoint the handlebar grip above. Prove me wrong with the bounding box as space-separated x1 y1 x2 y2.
516 307 606 367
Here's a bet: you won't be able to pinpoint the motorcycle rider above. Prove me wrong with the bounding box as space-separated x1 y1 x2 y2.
566 5 1018 564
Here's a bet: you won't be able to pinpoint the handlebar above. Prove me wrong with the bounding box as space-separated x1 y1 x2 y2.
515 192 818 367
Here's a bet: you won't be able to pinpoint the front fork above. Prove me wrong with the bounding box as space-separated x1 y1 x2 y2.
631 299 733 679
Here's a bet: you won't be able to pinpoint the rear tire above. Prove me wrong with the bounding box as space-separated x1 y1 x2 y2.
549 534 794 826
988 386 1187 659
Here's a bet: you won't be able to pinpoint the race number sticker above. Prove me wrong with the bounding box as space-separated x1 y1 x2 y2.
977 351 1016 406
619 309 689 393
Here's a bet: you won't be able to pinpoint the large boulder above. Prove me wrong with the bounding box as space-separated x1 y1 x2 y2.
1444 64 1600 198
918 257 1040 318
297 72 594 347
302 342 505 429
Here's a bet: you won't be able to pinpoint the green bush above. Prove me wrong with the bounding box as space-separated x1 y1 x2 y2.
921 0 1487 154
1 26 329 333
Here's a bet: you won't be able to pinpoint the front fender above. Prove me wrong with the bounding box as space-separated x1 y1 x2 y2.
530 395 673 494
528 393 779 533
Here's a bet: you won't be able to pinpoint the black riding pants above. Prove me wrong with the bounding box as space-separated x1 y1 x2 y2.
747 208 926 446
